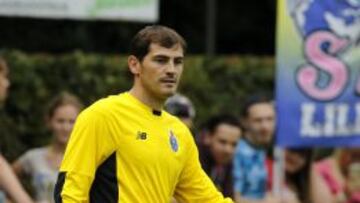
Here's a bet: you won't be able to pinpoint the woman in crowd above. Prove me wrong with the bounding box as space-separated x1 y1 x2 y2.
281 148 331 203
0 56 33 203
315 148 360 203
12 92 83 203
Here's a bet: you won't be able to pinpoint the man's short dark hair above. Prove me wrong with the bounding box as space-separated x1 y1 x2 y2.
205 114 241 135
130 25 187 62
240 93 273 118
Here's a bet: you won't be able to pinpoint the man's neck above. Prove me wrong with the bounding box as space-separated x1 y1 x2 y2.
244 132 264 149
129 86 164 111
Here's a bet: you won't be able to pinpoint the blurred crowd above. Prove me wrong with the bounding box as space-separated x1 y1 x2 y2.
0 55 359 203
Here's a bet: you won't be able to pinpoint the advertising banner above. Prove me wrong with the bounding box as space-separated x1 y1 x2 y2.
276 0 360 147
0 0 158 22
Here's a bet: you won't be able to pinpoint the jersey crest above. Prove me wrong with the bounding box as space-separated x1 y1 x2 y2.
169 130 179 152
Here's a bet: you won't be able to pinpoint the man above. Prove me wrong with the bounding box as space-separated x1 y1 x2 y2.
54 25 232 203
0 57 33 203
199 114 242 198
233 94 279 203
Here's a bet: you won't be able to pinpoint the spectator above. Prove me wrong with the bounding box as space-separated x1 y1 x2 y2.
12 92 83 203
315 148 360 203
165 93 195 129
199 114 242 198
0 56 33 203
233 94 278 203
0 57 9 103
283 148 330 203
345 149 360 203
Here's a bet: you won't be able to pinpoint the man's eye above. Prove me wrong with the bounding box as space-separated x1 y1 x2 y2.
155 58 167 63
174 59 183 65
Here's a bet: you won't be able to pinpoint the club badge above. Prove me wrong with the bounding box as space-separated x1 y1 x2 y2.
169 130 179 152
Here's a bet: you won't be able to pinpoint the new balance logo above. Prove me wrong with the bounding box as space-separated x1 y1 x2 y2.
136 131 147 140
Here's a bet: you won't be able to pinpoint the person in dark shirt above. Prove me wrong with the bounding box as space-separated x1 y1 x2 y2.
198 114 242 198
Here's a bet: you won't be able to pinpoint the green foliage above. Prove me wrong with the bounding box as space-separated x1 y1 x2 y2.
0 51 274 160
181 55 274 125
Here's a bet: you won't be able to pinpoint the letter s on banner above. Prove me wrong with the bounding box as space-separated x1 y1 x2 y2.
296 31 349 101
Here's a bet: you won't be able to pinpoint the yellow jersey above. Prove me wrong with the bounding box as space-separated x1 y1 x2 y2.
54 92 233 203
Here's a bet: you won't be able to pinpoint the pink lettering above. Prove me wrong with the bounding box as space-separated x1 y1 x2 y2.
297 31 349 100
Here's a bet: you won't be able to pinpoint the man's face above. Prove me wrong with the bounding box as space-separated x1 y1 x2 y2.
244 103 275 147
130 43 184 101
208 123 242 165
0 68 10 102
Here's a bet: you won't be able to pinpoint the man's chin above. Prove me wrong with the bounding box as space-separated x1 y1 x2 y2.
152 87 178 101
216 158 231 166
250 139 270 149
161 89 177 98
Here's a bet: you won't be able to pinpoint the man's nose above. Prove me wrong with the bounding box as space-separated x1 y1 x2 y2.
166 62 176 73
260 120 271 128
225 144 234 154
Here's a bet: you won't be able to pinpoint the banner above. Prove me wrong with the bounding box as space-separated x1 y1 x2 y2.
276 0 360 147
0 0 158 22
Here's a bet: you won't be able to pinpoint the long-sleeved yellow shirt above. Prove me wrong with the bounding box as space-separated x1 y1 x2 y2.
54 92 233 203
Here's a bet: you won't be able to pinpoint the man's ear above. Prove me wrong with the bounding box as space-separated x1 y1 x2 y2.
128 55 141 75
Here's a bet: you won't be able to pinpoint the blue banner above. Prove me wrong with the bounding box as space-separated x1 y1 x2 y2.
276 0 360 147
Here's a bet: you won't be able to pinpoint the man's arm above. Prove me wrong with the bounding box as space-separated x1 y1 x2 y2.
54 108 116 203
0 154 33 203
173 133 233 203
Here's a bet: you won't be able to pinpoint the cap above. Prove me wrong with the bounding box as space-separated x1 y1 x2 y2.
165 94 195 119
